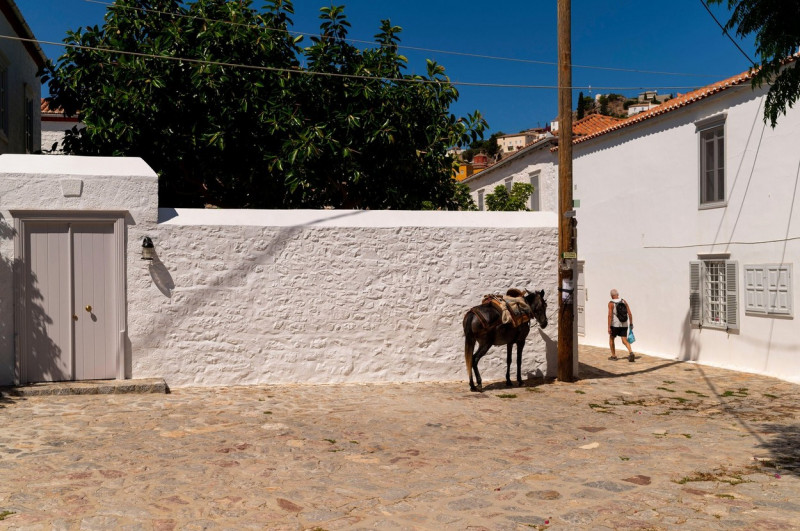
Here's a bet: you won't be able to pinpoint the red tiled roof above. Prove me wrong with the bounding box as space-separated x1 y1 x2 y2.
41 98 63 115
568 60 800 146
571 114 624 137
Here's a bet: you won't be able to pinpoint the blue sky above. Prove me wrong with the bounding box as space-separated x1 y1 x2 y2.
16 0 758 137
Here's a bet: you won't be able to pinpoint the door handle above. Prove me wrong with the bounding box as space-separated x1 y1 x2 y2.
85 305 92 313
73 314 78 321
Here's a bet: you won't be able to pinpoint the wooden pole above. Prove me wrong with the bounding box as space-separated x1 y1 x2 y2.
557 0 575 382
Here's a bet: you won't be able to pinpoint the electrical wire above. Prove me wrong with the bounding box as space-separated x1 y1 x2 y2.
699 0 757 67
74 0 718 79
1 33 739 92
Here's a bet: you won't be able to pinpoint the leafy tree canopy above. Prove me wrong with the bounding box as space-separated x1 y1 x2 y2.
708 0 800 126
485 182 533 211
463 130 505 161
43 0 486 209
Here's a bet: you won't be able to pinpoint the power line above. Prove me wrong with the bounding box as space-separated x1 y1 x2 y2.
2 33 732 92
699 0 757 67
74 0 717 79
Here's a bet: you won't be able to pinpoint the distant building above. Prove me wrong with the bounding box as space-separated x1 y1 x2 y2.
496 129 549 159
0 0 48 154
41 99 82 154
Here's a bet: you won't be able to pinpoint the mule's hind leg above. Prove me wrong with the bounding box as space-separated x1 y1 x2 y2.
465 335 477 391
505 343 514 387
471 341 492 392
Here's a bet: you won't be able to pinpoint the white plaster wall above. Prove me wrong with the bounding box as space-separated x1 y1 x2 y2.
0 14 41 154
573 86 800 384
0 155 559 387
0 154 159 384
466 145 558 213
132 209 559 387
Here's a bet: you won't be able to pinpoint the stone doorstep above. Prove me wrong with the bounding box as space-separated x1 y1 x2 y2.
0 378 168 397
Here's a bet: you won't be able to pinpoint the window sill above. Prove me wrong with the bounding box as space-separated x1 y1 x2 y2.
699 201 727 210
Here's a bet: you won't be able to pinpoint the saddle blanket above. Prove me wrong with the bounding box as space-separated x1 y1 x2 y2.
481 292 533 328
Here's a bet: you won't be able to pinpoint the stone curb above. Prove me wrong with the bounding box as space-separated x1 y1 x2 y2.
0 378 168 397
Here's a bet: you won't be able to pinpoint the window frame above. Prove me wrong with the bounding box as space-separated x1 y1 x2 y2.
477 190 484 211
529 170 540 211
24 84 35 153
696 114 727 209
0 54 9 144
690 258 739 330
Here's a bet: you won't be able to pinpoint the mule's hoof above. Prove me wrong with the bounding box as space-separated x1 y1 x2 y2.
505 381 513 388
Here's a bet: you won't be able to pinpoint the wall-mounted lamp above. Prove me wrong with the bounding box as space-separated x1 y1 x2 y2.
142 236 155 261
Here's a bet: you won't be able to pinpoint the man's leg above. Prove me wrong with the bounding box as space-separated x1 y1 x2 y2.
609 335 617 359
620 336 634 361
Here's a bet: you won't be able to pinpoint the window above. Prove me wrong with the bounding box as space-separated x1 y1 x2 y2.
744 264 792 316
0 62 8 141
507 145 514 152
477 190 484 211
690 259 738 330
504 178 513 192
529 171 540 211
24 85 34 153
697 115 726 206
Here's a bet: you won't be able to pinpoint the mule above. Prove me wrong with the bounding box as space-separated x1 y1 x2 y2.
462 289 548 392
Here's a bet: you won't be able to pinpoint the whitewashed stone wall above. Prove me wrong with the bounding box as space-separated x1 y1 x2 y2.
133 210 559 387
0 155 559 387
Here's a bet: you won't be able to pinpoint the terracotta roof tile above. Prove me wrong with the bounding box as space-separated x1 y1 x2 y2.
571 114 624 136
40 98 64 115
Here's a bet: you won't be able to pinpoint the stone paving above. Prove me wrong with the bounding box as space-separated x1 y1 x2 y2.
1 346 799 530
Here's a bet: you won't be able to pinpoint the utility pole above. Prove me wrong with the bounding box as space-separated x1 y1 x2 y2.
557 0 576 382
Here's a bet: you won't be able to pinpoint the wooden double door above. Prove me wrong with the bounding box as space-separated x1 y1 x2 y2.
17 216 124 383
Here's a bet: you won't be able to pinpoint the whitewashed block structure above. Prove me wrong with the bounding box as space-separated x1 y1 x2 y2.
0 155 559 387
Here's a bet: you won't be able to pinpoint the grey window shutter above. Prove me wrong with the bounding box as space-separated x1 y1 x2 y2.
725 260 739 330
690 261 702 325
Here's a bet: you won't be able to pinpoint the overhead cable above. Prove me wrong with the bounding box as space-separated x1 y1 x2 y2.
0 33 749 92
75 0 716 78
699 0 757 67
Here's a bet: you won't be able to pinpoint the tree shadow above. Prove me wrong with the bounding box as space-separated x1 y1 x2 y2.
0 214 66 384
754 423 800 478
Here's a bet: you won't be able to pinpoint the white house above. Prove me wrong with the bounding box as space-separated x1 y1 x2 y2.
462 135 556 212
0 0 47 154
571 63 800 384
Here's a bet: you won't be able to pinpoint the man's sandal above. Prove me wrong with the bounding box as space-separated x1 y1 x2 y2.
608 356 618 361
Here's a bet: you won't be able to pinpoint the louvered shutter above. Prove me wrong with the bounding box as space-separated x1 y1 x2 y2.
725 260 739 330
690 261 702 325
767 265 792 315
744 265 767 313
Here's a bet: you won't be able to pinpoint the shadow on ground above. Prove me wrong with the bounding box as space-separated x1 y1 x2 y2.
578 359 685 380
756 423 800 478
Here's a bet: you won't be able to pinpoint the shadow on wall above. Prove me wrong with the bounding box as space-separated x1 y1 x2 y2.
147 250 175 298
538 328 558 378
677 308 701 362
0 215 65 384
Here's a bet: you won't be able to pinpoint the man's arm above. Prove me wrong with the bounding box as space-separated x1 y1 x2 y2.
624 300 633 326
608 301 614 334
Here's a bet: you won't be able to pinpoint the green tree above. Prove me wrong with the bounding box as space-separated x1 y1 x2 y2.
707 0 800 126
577 91 586 119
463 130 505 161
485 182 534 211
43 0 486 209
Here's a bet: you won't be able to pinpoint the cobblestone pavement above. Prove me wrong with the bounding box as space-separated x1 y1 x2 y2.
1 346 799 530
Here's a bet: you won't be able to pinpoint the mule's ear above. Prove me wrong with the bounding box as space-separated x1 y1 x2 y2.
540 289 545 297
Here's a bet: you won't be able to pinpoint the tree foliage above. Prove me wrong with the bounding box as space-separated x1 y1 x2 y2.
42 0 486 209
708 0 800 126
485 182 533 211
462 130 505 161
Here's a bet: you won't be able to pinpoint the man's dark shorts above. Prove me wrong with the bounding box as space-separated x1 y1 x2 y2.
610 326 628 338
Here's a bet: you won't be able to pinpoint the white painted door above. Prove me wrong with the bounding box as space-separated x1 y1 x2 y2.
25 223 72 382
577 261 586 336
22 221 118 382
73 223 117 380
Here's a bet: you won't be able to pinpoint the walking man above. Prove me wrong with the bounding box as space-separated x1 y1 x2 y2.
608 289 634 362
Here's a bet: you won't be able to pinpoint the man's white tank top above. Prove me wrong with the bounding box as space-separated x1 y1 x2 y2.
610 298 627 327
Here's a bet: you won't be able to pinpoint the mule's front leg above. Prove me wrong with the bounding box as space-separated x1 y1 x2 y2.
516 341 525 385
505 343 514 387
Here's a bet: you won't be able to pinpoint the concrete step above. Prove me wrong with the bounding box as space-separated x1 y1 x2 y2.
0 378 168 397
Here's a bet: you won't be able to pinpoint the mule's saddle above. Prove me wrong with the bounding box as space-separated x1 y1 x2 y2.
481 289 533 328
